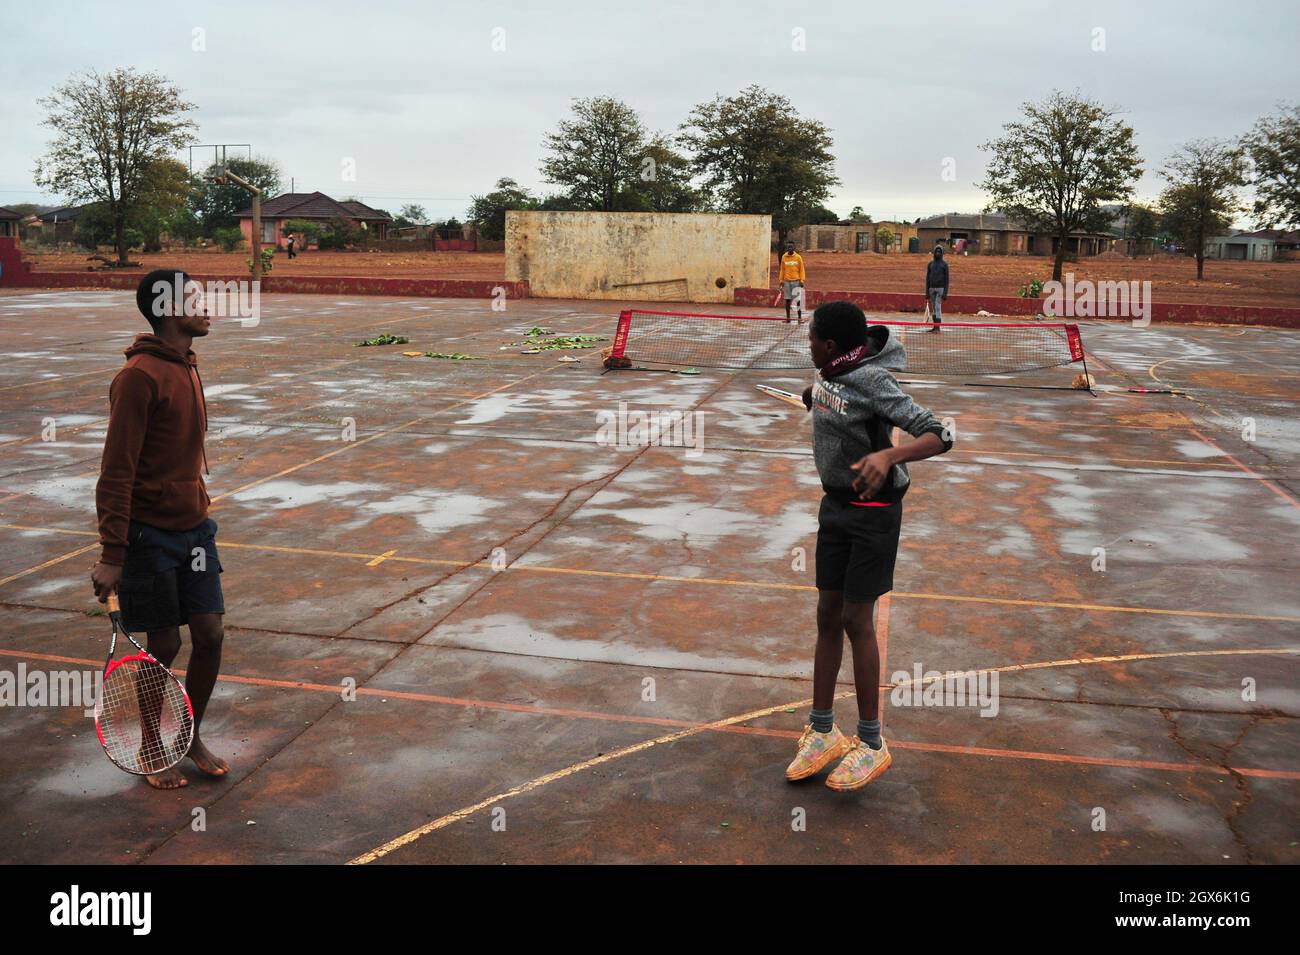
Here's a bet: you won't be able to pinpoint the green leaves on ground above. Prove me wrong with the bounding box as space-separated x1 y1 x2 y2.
356 334 409 347
529 334 605 351
514 327 606 352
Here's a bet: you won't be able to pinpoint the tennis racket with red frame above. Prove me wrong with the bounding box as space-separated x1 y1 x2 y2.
94 594 194 775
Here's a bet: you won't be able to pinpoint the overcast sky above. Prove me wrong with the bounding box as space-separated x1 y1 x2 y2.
2 0 1296 225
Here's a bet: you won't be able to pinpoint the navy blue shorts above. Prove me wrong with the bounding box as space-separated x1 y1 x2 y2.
815 494 902 603
118 518 224 632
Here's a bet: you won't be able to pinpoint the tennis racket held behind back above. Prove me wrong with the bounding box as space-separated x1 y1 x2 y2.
95 593 194 775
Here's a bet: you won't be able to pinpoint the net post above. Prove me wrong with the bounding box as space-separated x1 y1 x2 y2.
611 309 632 359
1065 324 1096 395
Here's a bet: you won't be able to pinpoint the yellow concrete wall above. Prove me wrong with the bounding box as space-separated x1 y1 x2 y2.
505 211 772 302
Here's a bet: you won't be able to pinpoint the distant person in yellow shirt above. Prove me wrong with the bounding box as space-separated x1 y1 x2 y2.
779 241 806 324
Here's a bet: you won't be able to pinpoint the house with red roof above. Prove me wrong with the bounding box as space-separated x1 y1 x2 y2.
235 191 393 248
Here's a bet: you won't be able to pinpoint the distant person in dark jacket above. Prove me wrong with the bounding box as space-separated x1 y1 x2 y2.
286 234 296 259
925 245 949 332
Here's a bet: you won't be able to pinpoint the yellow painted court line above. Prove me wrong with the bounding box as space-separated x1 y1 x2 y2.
886 645 1300 681
886 588 1298 623
348 645 1300 864
3 522 1298 624
365 550 398 567
0 363 568 588
344 695 836 864
0 417 108 449
1147 357 1237 423
945 447 1265 470
0 366 116 395
0 542 99 588
1 639 1294 865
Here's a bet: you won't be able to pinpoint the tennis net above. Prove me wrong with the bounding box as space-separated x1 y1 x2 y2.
606 308 1086 377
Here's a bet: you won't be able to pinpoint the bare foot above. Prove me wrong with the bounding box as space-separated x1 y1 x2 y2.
145 765 188 790
187 737 229 777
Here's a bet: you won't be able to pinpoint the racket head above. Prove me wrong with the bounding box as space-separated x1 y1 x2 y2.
96 599 195 776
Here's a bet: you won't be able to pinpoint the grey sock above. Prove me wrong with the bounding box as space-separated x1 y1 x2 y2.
858 718 882 750
809 708 834 735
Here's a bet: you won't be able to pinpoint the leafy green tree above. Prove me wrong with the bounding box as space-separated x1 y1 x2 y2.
74 203 118 250
533 193 582 212
467 178 537 241
433 217 466 239
679 85 838 245
801 204 840 225
396 203 428 227
980 90 1143 281
1242 103 1300 228
282 218 322 245
875 225 895 252
212 226 244 252
131 158 193 251
317 217 359 250
1120 202 1160 257
542 97 651 211
1158 139 1248 279
631 136 700 212
190 156 282 234
34 67 197 265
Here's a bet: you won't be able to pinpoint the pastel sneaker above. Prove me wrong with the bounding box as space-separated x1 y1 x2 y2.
785 724 852 781
826 737 893 791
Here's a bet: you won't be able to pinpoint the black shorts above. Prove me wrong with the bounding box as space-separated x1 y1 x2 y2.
118 518 224 632
815 494 903 603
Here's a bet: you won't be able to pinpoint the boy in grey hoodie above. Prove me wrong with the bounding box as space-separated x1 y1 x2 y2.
785 301 953 791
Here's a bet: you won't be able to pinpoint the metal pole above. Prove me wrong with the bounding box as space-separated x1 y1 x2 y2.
215 167 264 285
251 192 262 285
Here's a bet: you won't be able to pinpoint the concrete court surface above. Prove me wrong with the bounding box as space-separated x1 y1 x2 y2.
0 288 1296 865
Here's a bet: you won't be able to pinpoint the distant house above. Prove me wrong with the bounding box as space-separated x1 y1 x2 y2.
915 212 1116 257
1206 228 1300 261
234 192 393 248
0 207 21 239
29 204 87 244
1204 231 1277 261
783 220 918 254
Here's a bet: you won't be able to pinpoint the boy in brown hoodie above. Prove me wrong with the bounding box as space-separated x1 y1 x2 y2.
90 270 229 789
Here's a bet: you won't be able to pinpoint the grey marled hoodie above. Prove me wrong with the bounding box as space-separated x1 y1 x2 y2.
808 326 953 501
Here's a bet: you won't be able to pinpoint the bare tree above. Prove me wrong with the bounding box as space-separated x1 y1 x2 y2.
34 68 197 265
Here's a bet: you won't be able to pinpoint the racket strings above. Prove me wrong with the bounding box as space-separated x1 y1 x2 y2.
97 658 193 774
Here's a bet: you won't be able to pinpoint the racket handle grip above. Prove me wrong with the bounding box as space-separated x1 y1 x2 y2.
106 594 121 613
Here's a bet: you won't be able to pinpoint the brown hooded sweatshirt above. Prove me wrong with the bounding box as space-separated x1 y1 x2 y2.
96 335 210 566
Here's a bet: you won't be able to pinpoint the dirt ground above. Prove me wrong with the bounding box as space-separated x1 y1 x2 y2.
20 247 1300 308
23 248 509 282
